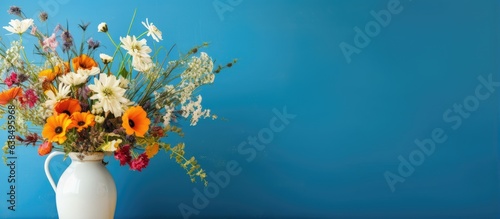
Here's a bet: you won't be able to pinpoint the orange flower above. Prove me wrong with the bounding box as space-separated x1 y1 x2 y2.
54 98 81 116
42 114 72 144
145 143 159 158
122 106 151 137
38 141 52 156
69 112 95 132
0 87 22 105
72 54 98 71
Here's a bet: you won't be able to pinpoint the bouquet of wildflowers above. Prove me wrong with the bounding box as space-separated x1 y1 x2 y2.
0 6 235 184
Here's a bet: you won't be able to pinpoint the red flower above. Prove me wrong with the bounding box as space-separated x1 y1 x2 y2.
114 145 132 166
4 72 18 87
18 88 38 108
130 153 149 171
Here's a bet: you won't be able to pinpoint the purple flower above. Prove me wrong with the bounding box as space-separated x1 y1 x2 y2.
17 73 28 83
61 30 73 52
87 37 100 50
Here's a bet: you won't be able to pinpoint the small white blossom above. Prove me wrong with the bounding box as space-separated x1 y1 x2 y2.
181 52 215 86
94 116 105 124
91 104 104 115
100 53 113 64
163 106 173 127
181 95 210 126
0 41 24 77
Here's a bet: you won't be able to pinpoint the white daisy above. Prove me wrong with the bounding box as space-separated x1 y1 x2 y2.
77 66 100 76
141 18 163 42
88 73 129 117
59 67 100 86
132 56 153 72
120 35 151 58
3 19 34 35
43 83 71 109
59 72 87 86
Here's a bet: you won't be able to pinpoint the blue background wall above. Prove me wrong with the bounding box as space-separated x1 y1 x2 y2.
1 0 500 218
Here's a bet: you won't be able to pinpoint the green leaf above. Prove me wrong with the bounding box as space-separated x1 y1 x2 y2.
118 67 129 78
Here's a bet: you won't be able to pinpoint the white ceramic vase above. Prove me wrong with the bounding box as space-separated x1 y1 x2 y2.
44 151 117 219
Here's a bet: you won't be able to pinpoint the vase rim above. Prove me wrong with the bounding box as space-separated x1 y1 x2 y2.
68 152 105 161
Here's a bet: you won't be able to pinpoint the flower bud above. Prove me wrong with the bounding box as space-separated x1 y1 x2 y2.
39 11 48 22
98 22 108 32
100 53 113 64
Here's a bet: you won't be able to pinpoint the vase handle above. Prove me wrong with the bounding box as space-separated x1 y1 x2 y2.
44 151 65 193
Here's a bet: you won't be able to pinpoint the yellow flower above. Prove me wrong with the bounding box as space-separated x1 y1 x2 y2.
42 114 72 144
38 63 68 82
69 112 95 132
145 143 159 158
38 69 58 82
101 139 122 152
122 106 150 137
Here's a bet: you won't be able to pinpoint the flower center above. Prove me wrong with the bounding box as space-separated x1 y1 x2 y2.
78 121 85 126
132 44 141 52
103 88 113 97
129 119 135 128
62 110 71 115
55 127 63 134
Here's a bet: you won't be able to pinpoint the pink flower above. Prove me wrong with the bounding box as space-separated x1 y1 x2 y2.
4 72 18 87
42 33 58 52
18 88 38 108
30 25 37 35
53 24 62 33
130 153 149 171
114 144 132 166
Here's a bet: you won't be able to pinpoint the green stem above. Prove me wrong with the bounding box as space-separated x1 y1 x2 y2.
127 9 138 36
19 35 30 64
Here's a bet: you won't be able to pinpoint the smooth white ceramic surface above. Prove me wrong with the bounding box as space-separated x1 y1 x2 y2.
45 152 116 219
